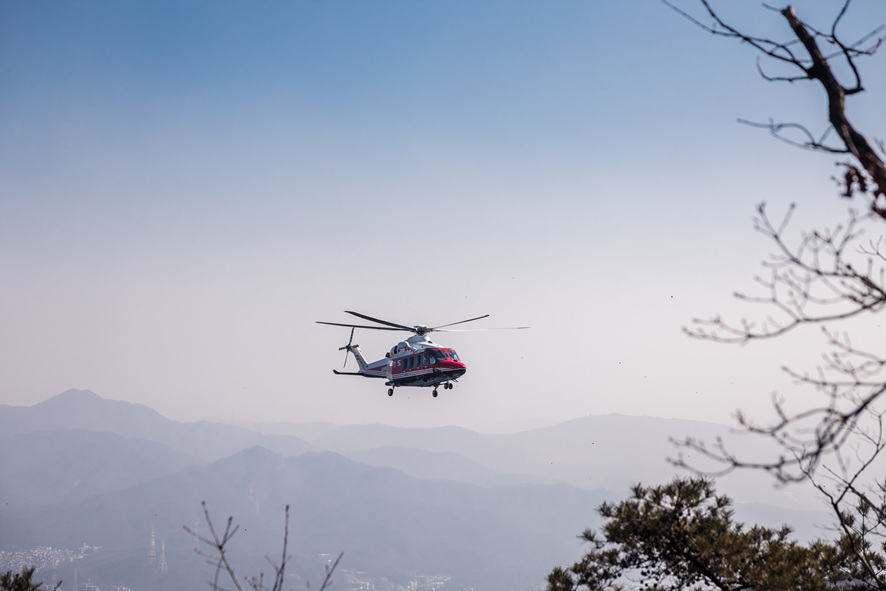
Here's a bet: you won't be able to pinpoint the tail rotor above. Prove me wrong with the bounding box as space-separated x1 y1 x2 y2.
339 327 355 368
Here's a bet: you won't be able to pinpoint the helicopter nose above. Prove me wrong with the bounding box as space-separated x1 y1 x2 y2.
439 359 466 372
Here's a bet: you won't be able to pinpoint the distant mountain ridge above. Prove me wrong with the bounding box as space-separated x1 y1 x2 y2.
0 428 200 509
344 445 554 487
0 389 834 590
296 410 822 511
1 389 826 509
1 442 604 590
1 388 315 461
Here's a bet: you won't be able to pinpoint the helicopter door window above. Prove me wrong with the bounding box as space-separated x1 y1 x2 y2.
422 352 428 367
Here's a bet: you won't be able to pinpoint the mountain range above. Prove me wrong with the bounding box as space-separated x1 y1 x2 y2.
0 389 834 590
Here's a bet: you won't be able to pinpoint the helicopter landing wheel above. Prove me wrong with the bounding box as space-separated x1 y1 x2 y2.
432 389 438 398
444 382 452 390
388 388 394 397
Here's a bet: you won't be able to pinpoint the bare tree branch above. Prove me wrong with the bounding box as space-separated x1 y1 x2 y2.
664 0 886 210
686 205 886 345
184 502 342 591
665 6 886 558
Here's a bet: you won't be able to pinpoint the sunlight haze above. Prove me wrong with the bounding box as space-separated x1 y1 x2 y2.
2 0 883 431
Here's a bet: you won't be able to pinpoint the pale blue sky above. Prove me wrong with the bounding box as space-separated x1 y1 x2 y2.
2 1 883 430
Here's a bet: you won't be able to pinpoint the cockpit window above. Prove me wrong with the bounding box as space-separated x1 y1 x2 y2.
447 349 460 361
430 349 448 362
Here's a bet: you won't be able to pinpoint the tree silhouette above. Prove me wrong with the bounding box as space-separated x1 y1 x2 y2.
547 477 884 590
0 567 60 591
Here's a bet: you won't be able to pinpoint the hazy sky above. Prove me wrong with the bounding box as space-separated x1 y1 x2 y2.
2 1 884 431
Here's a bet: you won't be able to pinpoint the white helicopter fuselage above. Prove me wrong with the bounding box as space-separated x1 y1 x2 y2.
335 334 467 392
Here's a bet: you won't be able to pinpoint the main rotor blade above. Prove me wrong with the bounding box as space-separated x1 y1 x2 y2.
316 321 405 332
430 314 491 330
344 311 414 331
435 326 530 332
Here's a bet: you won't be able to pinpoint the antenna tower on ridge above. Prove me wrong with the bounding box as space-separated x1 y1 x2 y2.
149 527 156 563
159 539 168 575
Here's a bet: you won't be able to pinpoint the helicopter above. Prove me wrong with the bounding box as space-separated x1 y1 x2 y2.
317 311 529 398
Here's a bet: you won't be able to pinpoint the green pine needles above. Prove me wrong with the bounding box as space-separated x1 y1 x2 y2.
548 477 886 591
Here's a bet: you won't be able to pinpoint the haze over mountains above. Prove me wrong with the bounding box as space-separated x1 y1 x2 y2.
0 389 832 590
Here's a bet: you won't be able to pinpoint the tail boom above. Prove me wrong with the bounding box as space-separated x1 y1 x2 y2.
333 345 389 379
